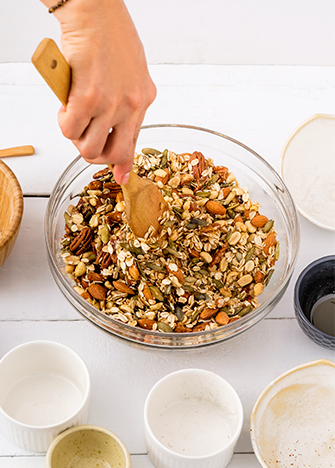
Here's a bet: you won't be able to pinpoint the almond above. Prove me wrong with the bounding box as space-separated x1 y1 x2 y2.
87 272 104 282
192 323 207 332
138 319 156 330
222 187 231 198
200 308 218 320
205 200 226 216
251 214 268 227
215 311 229 325
87 283 108 301
263 232 277 255
113 281 135 295
128 264 140 281
142 284 153 301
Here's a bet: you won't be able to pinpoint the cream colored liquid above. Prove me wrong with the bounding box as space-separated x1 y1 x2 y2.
311 294 335 336
3 373 82 425
151 397 237 456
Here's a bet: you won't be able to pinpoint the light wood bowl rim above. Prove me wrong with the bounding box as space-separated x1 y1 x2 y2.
0 159 23 250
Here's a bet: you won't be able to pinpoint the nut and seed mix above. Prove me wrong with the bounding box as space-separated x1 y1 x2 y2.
61 148 279 333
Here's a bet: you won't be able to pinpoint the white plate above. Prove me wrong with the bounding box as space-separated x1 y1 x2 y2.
279 114 335 230
250 359 335 468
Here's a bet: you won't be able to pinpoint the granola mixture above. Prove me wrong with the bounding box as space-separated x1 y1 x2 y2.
61 148 279 333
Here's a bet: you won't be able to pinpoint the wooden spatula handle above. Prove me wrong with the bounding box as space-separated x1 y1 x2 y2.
32 38 71 107
0 145 35 158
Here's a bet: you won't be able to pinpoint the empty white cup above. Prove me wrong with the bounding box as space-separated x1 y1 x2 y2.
144 368 243 468
0 341 90 452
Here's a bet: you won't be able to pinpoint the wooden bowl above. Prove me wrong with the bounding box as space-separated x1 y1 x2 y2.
0 160 23 268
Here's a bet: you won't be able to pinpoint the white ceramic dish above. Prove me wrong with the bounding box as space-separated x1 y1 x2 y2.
279 113 335 230
0 341 90 452
144 368 243 468
46 425 131 468
250 359 335 468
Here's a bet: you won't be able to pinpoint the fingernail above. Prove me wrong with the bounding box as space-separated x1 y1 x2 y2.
120 172 130 185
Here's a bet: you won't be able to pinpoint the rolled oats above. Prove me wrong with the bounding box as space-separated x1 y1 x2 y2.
61 148 279 333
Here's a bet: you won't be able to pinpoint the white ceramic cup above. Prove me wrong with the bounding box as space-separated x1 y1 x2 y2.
144 368 243 468
0 341 90 452
46 424 132 468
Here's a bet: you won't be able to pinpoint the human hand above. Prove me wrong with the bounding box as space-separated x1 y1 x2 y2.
41 0 156 185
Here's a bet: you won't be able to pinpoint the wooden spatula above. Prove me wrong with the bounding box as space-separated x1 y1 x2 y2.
32 38 166 238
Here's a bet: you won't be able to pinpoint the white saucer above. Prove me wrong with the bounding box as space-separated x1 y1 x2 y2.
280 114 335 230
250 359 335 468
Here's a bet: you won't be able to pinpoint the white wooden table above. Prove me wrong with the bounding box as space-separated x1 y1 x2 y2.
0 63 334 467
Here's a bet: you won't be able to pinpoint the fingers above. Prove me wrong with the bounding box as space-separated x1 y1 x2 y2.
103 116 144 185
61 108 144 185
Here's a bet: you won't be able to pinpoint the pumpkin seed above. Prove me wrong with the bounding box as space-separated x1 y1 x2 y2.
165 247 183 258
212 278 224 289
199 268 209 276
265 268 274 286
142 147 161 156
263 219 274 233
145 262 164 272
100 224 110 244
238 305 254 317
160 150 168 167
196 191 211 197
245 246 255 262
149 286 164 301
194 292 209 301
190 218 209 226
225 228 233 242
174 306 185 321
157 322 173 333
61 237 71 246
64 212 73 228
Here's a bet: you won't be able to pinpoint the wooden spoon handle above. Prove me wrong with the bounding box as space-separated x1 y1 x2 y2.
32 38 71 107
0 145 35 158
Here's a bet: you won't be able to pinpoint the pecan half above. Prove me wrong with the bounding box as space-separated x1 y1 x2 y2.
88 180 103 190
70 227 93 255
93 167 112 179
103 181 122 198
213 166 228 182
106 211 123 224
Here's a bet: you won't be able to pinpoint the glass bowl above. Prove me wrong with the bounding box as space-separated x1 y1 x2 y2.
45 124 299 349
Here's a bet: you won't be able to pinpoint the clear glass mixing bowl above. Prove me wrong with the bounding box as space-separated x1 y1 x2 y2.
45 124 299 349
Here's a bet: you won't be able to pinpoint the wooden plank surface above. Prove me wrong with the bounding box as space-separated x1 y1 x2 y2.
0 63 334 468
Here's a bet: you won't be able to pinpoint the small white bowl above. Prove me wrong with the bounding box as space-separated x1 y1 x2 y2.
250 359 335 468
144 368 243 468
0 341 90 452
279 113 335 230
46 425 131 468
